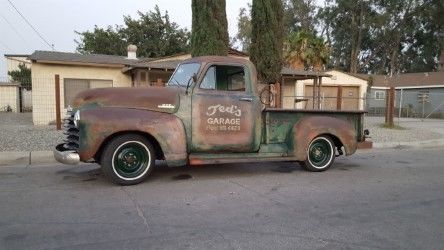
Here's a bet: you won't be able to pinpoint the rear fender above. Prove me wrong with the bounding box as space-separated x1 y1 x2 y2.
292 116 357 161
78 108 187 167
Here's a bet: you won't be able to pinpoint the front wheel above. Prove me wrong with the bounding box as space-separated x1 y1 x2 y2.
101 134 155 185
300 136 335 172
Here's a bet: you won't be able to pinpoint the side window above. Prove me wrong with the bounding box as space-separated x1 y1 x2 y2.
201 66 216 90
374 90 385 100
200 65 246 91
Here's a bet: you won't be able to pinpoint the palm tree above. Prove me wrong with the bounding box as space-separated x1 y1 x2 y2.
284 31 329 71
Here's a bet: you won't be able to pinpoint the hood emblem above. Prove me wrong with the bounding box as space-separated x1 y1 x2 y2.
158 104 175 109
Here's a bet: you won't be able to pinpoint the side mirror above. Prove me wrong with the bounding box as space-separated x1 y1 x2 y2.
185 73 197 95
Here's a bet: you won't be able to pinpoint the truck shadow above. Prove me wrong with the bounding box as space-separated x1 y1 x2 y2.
55 159 361 186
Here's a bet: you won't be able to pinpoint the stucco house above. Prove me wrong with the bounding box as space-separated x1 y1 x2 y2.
4 54 31 73
290 70 368 110
358 71 444 118
29 50 136 125
0 81 20 112
28 46 368 125
28 47 252 125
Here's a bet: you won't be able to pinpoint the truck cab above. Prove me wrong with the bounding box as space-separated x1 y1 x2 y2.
54 56 369 185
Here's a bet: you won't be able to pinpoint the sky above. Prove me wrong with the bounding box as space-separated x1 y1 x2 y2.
0 0 251 77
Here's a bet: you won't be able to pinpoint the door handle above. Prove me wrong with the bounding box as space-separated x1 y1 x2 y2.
239 97 253 102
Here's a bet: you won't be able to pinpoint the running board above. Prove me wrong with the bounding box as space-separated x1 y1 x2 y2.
189 152 296 165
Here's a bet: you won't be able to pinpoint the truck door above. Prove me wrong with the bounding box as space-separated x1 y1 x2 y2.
191 64 261 152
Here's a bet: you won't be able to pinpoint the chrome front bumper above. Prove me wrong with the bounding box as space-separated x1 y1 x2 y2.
54 144 80 165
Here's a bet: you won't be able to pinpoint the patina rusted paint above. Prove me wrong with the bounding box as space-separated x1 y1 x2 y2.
73 86 180 114
292 116 358 161
190 92 262 152
77 108 187 167
177 56 262 153
64 55 366 168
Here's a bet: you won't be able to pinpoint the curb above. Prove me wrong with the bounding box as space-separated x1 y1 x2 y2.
373 138 444 149
0 151 56 166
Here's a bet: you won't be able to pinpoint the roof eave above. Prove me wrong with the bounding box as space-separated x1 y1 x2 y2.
32 60 125 68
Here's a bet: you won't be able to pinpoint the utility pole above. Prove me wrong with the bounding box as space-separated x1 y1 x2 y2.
418 91 430 121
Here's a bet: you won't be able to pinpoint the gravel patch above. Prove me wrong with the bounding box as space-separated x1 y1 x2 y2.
0 113 63 151
364 116 443 143
1 113 442 152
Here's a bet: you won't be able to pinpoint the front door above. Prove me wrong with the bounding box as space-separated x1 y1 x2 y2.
191 64 260 152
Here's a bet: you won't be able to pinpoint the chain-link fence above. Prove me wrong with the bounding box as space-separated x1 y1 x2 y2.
282 94 367 111
365 88 444 119
282 88 444 120
395 89 444 119
0 75 134 126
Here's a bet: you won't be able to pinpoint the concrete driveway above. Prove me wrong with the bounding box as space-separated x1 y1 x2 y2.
1 147 444 249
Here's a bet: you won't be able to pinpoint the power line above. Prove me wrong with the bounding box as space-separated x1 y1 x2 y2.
6 0 54 50
0 11 31 47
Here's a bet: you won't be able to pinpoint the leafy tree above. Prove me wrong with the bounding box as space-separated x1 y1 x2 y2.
318 0 444 74
75 26 126 56
75 6 190 58
8 63 31 90
250 0 284 84
234 5 252 52
375 0 444 73
284 31 329 71
191 0 229 56
318 0 373 74
283 0 317 34
234 0 316 53
402 0 444 72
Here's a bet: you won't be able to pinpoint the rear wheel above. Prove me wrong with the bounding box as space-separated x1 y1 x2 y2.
101 134 155 185
300 136 335 172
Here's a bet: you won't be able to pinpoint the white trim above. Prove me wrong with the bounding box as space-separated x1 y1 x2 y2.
307 137 334 169
396 85 444 90
371 85 444 90
112 141 152 181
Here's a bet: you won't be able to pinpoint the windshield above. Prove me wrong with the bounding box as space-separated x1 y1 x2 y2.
167 63 201 87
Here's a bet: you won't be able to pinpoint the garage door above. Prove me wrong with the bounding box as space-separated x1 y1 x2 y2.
64 79 112 107
304 85 360 110
341 86 359 110
304 85 338 110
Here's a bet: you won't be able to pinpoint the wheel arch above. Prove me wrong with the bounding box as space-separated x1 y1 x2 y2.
94 130 164 164
292 116 357 161
78 108 188 167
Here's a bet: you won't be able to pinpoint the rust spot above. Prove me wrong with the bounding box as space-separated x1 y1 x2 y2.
73 86 180 114
78 108 187 166
293 116 358 161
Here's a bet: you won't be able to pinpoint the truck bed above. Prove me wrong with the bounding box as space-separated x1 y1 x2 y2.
263 108 365 145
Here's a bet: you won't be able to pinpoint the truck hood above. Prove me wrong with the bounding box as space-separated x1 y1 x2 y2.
72 86 180 113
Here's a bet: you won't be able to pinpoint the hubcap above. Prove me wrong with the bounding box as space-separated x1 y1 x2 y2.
308 138 332 168
113 142 150 179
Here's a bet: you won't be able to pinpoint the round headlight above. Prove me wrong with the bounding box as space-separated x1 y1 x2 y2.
74 110 80 127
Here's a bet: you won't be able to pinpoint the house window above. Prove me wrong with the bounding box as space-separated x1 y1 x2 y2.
140 71 147 82
64 79 112 107
200 65 246 91
374 90 385 100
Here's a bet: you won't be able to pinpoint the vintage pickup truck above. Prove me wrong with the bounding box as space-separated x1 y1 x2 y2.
54 56 369 185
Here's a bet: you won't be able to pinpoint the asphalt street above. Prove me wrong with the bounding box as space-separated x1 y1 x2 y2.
1 147 443 249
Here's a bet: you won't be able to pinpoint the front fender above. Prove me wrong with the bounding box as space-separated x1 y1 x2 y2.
292 116 357 161
77 107 187 166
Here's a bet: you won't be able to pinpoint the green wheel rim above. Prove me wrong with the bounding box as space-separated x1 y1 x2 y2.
113 141 150 179
308 138 333 168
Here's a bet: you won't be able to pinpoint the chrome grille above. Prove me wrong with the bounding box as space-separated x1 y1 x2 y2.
62 110 80 151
